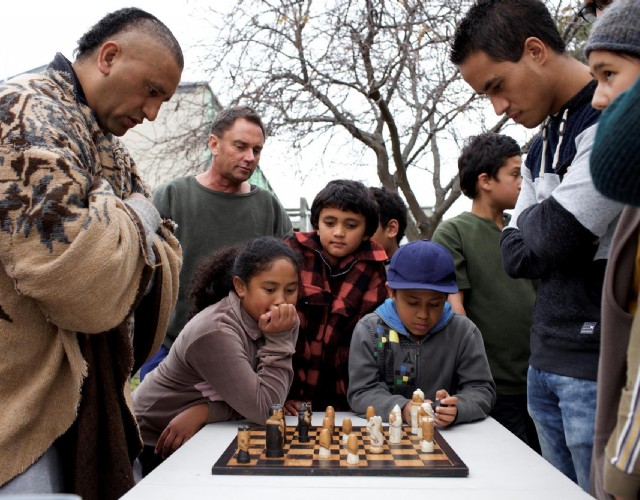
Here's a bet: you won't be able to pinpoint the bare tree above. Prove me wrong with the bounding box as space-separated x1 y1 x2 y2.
202 0 497 238
132 0 590 238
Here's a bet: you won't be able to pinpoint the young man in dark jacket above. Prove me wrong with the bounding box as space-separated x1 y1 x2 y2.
451 0 621 491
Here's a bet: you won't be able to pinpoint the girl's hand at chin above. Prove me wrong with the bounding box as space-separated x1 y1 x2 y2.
258 303 297 334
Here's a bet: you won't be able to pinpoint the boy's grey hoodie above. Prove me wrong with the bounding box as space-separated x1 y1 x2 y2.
347 299 496 424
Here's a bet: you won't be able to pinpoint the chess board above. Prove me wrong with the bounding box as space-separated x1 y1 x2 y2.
211 425 468 477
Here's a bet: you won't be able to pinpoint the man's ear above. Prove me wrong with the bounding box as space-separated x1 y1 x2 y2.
208 134 220 156
97 41 120 76
385 219 399 239
233 276 246 298
523 37 548 66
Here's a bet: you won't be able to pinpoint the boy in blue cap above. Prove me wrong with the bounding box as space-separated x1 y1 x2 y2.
347 239 496 427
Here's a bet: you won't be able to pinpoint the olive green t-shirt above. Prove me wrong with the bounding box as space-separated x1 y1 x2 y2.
154 176 293 348
432 212 536 395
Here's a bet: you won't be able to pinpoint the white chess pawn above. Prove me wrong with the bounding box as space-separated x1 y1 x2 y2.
318 428 332 459
342 417 353 445
346 433 360 464
388 404 403 444
410 389 425 435
420 416 435 453
416 401 435 438
367 415 384 454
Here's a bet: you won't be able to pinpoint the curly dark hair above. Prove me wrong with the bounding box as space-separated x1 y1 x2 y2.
450 0 565 65
310 179 380 237
458 133 521 199
188 237 301 318
74 7 183 69
369 187 408 244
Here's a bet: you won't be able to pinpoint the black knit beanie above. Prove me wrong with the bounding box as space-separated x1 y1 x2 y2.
584 0 640 60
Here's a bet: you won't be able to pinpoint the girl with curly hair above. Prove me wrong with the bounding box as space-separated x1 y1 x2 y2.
133 236 300 475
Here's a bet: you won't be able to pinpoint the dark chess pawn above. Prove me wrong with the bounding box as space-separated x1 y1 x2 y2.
265 416 285 458
236 425 251 464
269 403 287 446
298 402 311 443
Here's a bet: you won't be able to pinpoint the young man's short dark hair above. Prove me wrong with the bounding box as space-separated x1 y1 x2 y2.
450 0 565 65
369 186 408 244
209 106 266 139
310 180 380 237
458 133 522 199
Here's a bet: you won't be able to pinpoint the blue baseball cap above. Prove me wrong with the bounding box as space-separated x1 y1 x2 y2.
387 240 458 293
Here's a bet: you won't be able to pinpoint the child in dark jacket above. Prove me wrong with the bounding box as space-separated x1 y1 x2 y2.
284 180 387 413
347 239 496 427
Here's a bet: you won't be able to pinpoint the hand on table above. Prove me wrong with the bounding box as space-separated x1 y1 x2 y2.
402 401 413 425
284 400 302 416
156 403 209 458
431 389 458 428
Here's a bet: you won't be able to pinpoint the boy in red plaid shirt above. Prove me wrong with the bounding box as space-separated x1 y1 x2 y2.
284 180 388 413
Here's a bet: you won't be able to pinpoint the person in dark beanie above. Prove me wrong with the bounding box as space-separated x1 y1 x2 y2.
584 1 640 497
588 0 640 206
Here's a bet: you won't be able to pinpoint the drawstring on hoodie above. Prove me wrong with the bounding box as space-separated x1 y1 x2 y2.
539 108 569 178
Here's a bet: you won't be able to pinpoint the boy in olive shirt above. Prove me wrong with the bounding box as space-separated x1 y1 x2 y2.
432 133 539 451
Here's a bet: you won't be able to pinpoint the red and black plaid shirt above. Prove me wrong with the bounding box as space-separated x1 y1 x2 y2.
285 231 387 410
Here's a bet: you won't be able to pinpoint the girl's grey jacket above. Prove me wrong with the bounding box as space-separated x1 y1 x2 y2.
347 299 496 424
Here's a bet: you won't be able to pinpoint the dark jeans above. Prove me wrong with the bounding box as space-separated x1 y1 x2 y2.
527 366 596 492
491 392 541 454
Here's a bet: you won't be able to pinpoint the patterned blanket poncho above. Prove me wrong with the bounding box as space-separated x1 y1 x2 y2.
0 55 181 499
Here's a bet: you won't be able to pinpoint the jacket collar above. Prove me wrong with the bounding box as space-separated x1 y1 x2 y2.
375 298 454 337
48 52 88 106
293 231 387 274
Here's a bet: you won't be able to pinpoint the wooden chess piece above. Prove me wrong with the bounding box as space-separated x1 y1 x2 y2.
318 428 332 459
365 405 376 422
322 417 333 444
269 403 287 446
342 417 353 445
420 416 435 453
388 404 403 444
367 415 384 454
411 389 425 435
236 425 251 464
325 405 335 433
265 417 284 458
298 402 311 443
416 402 434 439
305 401 313 419
346 432 359 465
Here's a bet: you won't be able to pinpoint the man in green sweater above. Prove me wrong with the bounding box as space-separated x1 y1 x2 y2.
139 106 293 379
432 132 539 451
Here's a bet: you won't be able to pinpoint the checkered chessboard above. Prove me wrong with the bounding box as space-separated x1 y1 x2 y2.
211 424 468 477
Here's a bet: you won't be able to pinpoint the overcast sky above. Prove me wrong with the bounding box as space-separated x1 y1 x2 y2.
2 0 473 215
0 1 215 81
